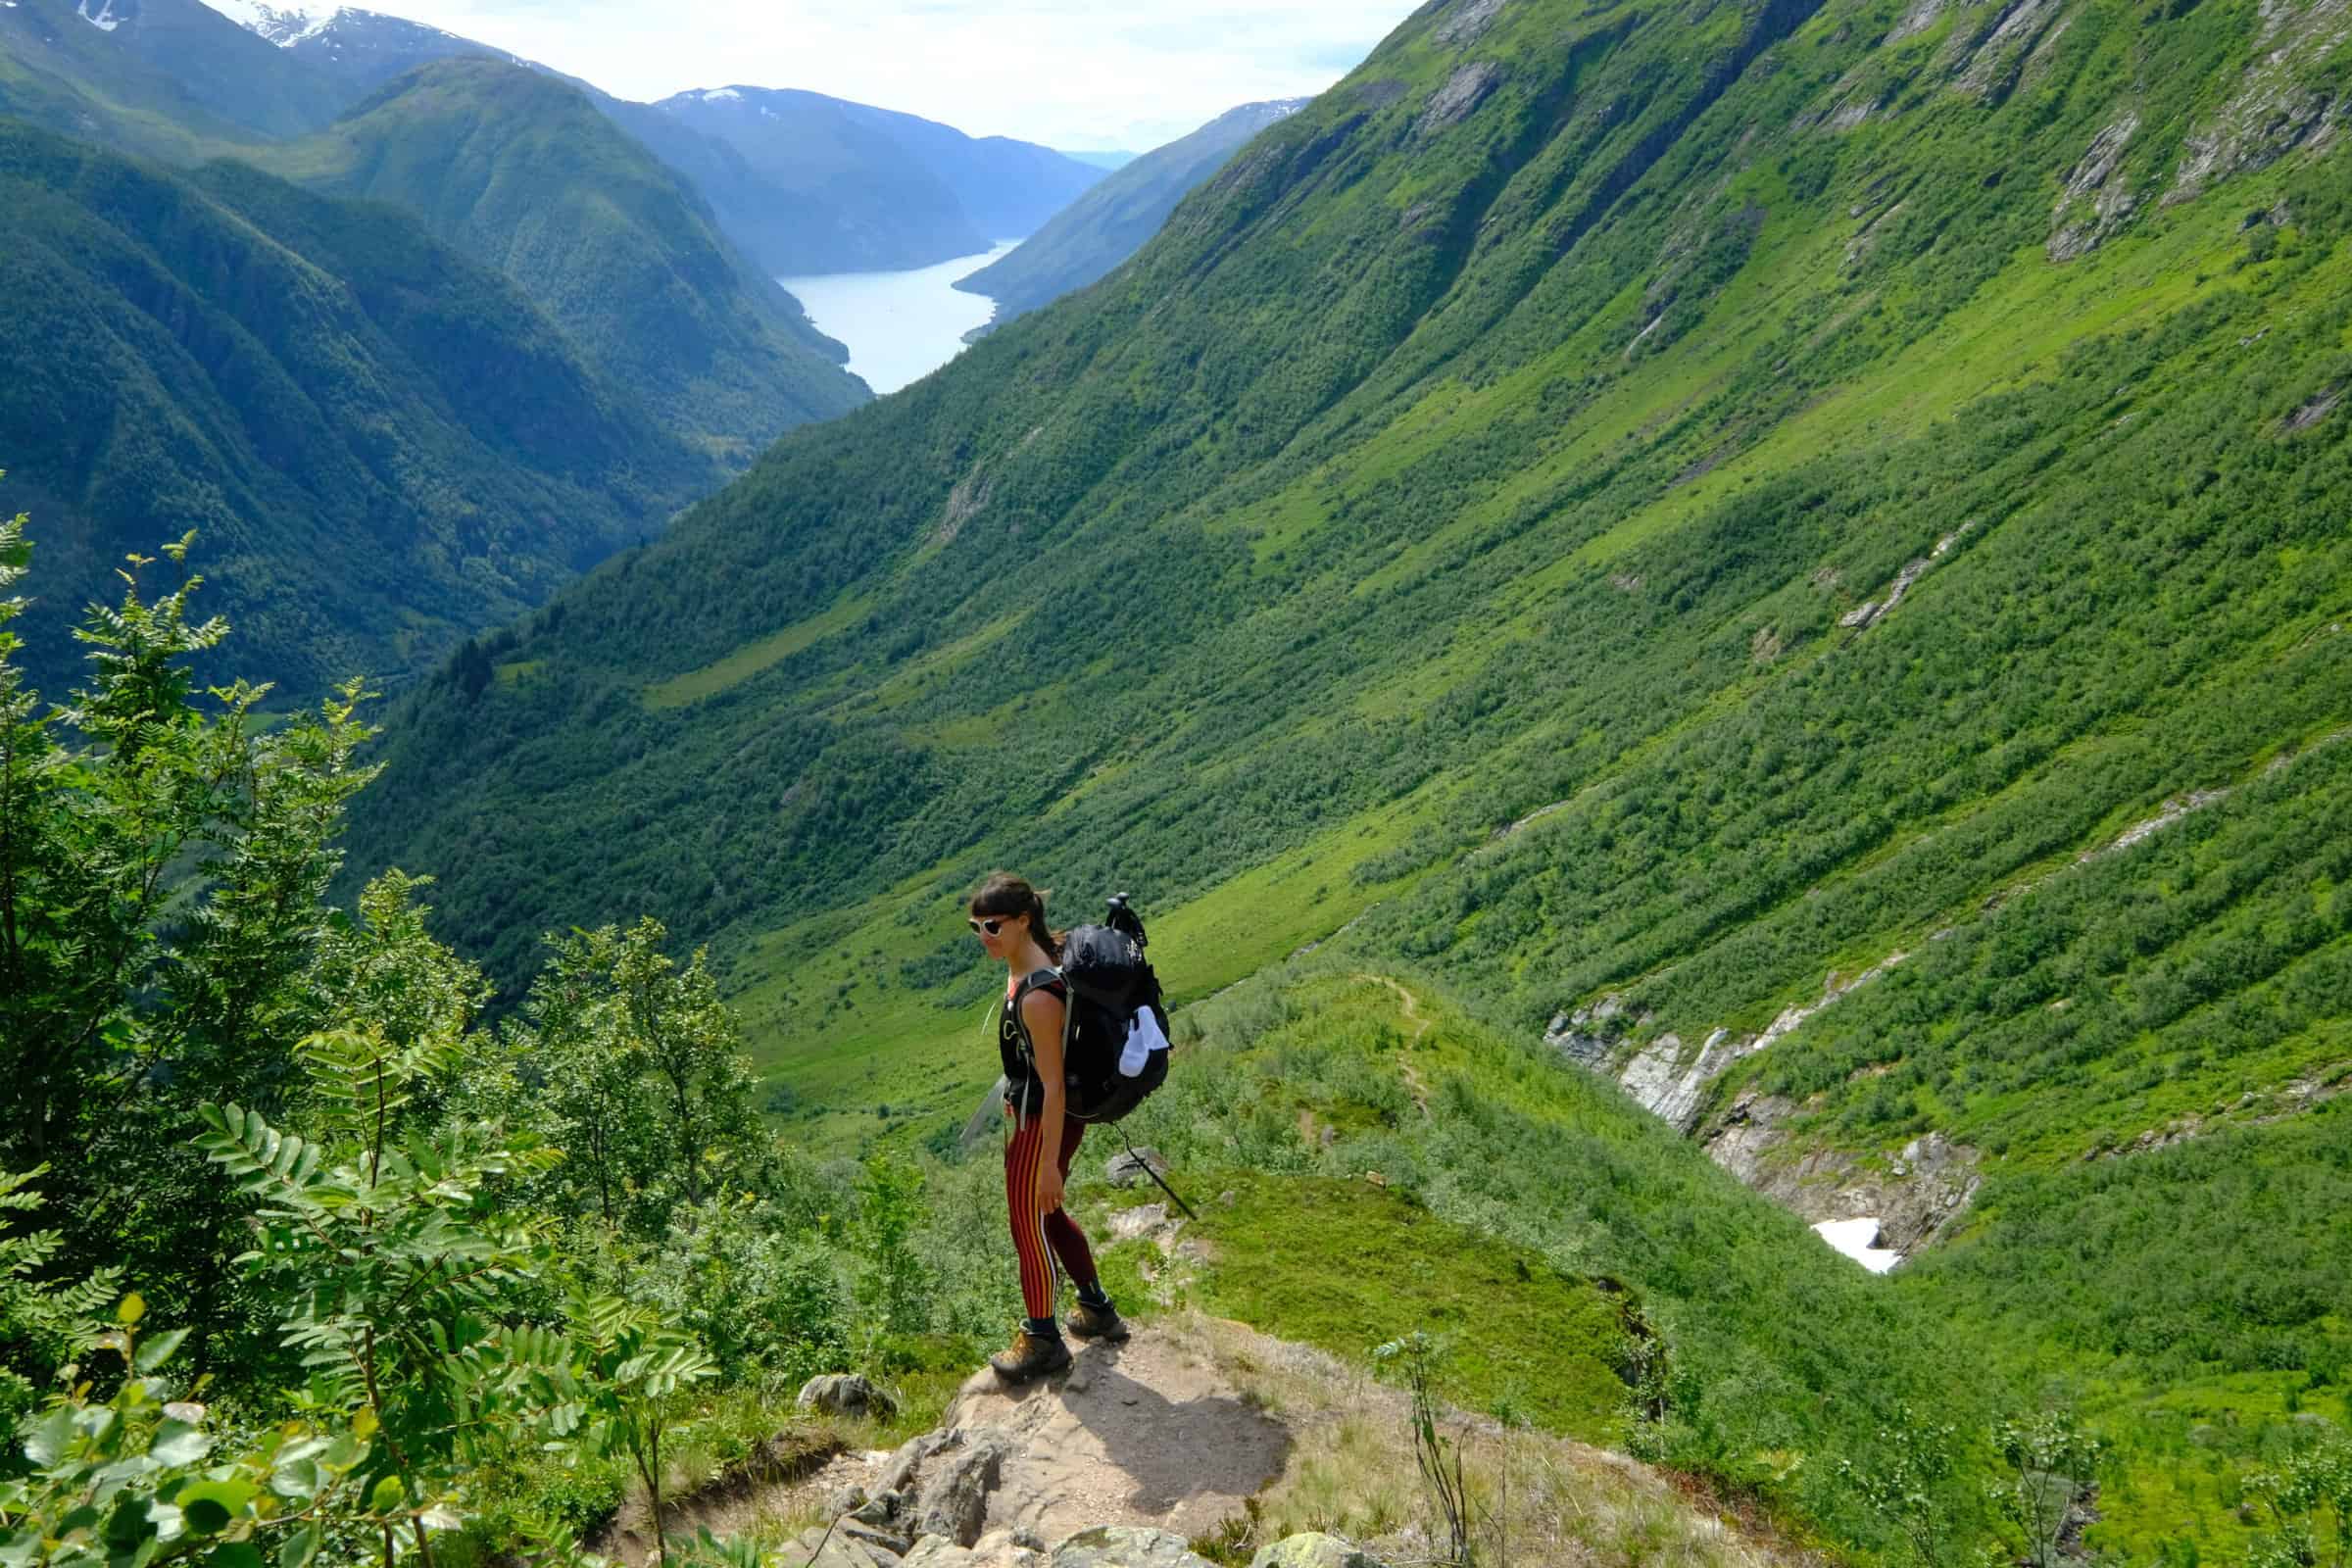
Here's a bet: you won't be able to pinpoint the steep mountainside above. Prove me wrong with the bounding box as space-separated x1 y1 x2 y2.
260 59 867 463
0 0 339 136
209 0 520 95
350 0 2352 1549
655 86 1103 271
956 99 1310 323
0 0 330 157
0 119 708 703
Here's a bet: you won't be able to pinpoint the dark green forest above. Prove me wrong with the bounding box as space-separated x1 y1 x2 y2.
0 119 716 705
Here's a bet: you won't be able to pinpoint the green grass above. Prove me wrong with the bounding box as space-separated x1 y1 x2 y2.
645 594 876 710
1111 1172 1636 1440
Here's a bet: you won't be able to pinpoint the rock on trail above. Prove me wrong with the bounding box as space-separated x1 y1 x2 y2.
806 1331 1290 1566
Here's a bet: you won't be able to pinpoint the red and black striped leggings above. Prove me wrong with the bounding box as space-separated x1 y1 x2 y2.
1004 1105 1099 1320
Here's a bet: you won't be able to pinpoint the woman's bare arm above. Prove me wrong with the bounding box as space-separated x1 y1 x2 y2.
1020 986 1068 1214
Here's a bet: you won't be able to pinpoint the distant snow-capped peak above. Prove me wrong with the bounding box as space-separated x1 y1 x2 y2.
201 0 342 45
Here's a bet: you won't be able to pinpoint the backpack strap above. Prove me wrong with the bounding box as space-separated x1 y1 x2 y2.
1008 970 1070 1064
1006 969 1076 1130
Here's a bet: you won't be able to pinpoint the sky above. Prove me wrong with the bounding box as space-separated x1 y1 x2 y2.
354 1 1414 150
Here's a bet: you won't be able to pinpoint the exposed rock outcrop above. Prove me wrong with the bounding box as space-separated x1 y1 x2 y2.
1435 0 1511 45
2048 114 2141 262
2167 0 2352 204
1617 1029 1755 1132
1417 63 1502 135
1706 1095 1983 1256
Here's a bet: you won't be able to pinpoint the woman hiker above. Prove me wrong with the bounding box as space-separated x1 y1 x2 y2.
970 872 1130 1383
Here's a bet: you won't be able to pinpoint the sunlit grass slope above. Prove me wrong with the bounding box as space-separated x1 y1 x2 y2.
1077 968 1989 1552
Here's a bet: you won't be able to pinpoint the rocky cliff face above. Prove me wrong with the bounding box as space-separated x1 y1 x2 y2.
1545 954 1976 1258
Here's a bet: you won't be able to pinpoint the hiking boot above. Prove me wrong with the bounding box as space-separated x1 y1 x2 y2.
989 1329 1071 1385
1064 1298 1131 1342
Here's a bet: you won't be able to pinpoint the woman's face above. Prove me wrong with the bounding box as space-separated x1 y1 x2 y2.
970 908 1017 960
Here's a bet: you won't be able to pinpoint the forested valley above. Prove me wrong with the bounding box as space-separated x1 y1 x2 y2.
6 0 2352 1560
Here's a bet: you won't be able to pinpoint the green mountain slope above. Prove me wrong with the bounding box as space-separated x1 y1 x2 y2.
0 118 709 703
347 0 2352 1547
0 0 341 142
0 0 325 159
956 99 1309 324
827 97 1107 242
258 59 868 464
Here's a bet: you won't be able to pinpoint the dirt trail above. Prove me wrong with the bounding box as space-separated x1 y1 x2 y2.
1355 973 1433 1115
603 1315 1814 1568
940 1332 1292 1543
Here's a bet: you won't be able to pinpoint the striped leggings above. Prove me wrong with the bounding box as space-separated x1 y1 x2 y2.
1004 1105 1099 1320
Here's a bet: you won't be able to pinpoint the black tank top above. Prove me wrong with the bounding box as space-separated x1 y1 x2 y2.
1000 970 1065 1115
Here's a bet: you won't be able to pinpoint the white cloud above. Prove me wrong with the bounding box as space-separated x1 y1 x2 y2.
364 0 1412 148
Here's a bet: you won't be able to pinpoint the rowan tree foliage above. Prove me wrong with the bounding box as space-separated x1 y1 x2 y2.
491 920 760 1231
0 516 381 1373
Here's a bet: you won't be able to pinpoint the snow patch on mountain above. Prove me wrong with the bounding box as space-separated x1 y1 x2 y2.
700 87 742 103
200 0 339 45
76 0 121 30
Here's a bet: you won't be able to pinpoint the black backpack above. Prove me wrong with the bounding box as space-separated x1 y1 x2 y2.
1015 895 1171 1124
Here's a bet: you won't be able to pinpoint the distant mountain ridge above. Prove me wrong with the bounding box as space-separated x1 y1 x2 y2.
0 0 343 155
256 58 867 464
0 117 709 702
957 98 1309 324
655 85 1106 272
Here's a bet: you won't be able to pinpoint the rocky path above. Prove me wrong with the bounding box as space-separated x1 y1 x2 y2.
596 1312 1816 1568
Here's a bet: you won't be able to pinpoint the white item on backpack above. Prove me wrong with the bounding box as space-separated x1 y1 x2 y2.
1118 1006 1170 1077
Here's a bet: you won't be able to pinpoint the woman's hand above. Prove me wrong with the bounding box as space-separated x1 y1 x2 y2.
1037 1161 1065 1215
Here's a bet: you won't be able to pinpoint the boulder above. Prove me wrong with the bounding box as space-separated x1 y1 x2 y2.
911 1430 1012 1547
844 1517 916 1557
1104 1148 1169 1188
800 1373 898 1419
1049 1527 1215 1568
824 1483 869 1519
1248 1537 1384 1568
971 1529 1046 1568
878 1431 949 1498
792 1529 883 1568
903 1539 977 1568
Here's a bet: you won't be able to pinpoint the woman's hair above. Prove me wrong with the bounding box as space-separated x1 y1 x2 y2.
969 871 1062 958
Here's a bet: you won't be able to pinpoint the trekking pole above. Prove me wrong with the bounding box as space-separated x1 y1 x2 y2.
1120 1127 1199 1221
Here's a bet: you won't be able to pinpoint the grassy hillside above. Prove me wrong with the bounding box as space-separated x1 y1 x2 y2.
259 59 868 465
0 118 710 702
956 100 1308 323
1102 967 1991 1544
345 0 2352 1549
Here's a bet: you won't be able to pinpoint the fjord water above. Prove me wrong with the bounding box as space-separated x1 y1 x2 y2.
781 239 1020 395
